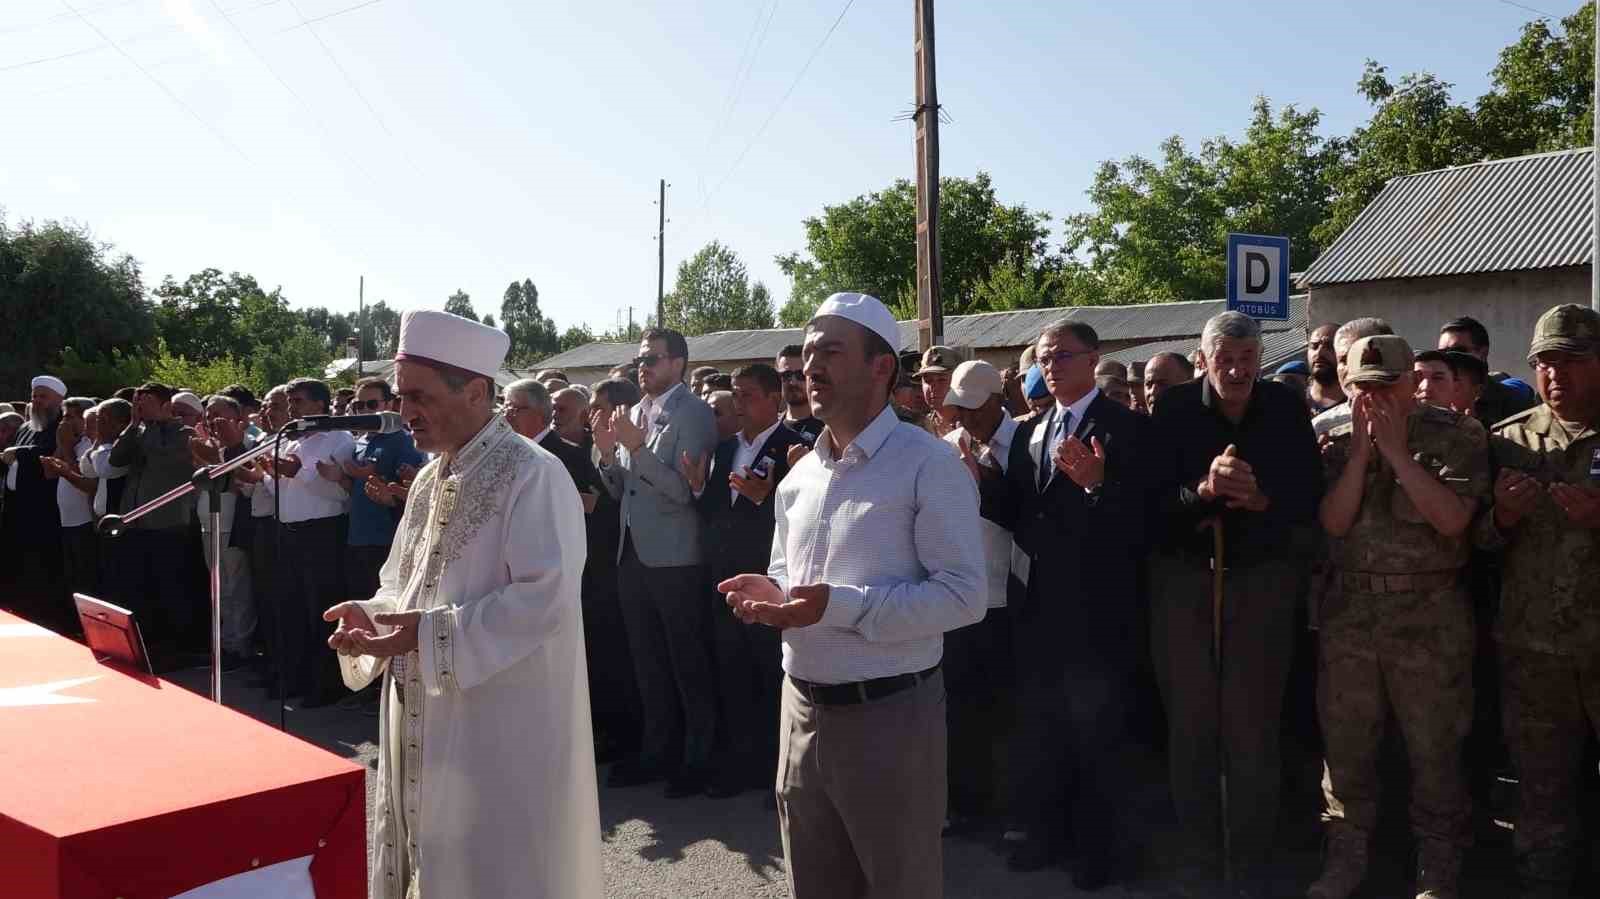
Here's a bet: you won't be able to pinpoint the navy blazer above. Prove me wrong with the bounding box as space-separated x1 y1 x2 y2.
695 422 808 579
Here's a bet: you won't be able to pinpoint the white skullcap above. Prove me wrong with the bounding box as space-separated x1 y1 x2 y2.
809 292 901 352
31 375 67 397
171 391 204 414
396 309 511 379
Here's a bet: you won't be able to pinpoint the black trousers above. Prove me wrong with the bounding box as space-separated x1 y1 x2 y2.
278 516 345 698
707 566 783 787
60 524 98 628
3 516 65 632
345 544 389 602
944 605 1015 817
1007 630 1134 860
583 556 641 752
617 531 716 773
112 527 195 649
250 515 277 661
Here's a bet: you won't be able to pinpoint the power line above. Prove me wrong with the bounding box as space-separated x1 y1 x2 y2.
59 0 253 162
282 0 398 141
1 0 285 72
695 0 857 218
1496 0 1554 19
698 0 781 204
275 0 385 33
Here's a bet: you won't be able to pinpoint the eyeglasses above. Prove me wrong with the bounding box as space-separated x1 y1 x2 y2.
502 405 531 417
351 399 383 411
1039 349 1089 368
779 370 806 382
1532 352 1591 371
633 353 664 368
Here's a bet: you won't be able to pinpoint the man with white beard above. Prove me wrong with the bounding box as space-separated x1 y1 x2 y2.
0 376 68 630
323 310 603 898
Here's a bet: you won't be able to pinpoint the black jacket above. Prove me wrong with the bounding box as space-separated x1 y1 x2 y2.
539 431 617 572
981 393 1149 671
694 423 808 580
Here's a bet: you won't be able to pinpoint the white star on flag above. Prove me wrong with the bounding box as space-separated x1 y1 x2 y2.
0 676 102 708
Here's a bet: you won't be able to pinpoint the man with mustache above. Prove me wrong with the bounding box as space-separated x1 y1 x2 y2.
1308 323 1345 414
0 375 67 630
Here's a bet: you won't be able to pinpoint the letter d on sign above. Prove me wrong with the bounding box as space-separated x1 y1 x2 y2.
1245 252 1270 294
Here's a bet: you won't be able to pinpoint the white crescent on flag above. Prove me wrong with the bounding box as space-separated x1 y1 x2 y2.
0 676 102 707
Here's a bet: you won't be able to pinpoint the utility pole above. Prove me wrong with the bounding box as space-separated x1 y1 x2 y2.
657 179 668 327
357 275 365 378
913 0 944 350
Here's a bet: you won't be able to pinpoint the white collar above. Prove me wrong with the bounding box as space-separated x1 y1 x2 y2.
645 382 684 410
738 419 782 452
530 424 553 446
1056 387 1099 429
990 410 1018 454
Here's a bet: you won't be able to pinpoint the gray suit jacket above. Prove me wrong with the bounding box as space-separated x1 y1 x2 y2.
599 384 718 567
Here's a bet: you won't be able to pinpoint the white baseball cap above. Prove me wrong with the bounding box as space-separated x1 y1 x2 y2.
943 360 1004 410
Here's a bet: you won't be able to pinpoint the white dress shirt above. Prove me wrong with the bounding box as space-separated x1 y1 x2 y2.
1042 387 1100 487
945 412 1019 609
268 430 355 523
57 437 95 528
637 382 683 434
769 404 986 684
81 442 128 519
728 419 781 506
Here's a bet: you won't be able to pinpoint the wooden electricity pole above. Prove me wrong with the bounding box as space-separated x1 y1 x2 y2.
913 0 944 351
356 274 365 378
657 179 668 327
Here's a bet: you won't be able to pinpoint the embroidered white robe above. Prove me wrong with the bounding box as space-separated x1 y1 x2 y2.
338 416 602 899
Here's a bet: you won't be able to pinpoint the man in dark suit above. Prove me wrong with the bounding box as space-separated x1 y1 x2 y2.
0 376 66 630
980 320 1149 890
682 363 807 798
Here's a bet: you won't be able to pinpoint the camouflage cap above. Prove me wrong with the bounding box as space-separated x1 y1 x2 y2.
1343 334 1415 387
914 345 961 378
1527 304 1600 361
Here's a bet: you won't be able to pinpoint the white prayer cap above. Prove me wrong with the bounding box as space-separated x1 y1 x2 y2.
809 293 901 352
31 375 66 397
171 391 204 414
943 360 1004 410
396 309 510 380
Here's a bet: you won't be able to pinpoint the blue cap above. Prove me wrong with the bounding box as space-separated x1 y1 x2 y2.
1275 359 1310 376
1500 376 1535 399
1023 364 1050 400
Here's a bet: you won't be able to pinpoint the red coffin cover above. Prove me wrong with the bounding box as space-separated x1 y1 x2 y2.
0 611 365 899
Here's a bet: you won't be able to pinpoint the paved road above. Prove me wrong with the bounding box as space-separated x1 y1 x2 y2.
172 667 1530 898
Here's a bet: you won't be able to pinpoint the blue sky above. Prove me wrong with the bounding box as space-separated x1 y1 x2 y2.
0 0 1571 334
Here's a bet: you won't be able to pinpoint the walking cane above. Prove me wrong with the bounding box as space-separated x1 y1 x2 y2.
1213 518 1232 888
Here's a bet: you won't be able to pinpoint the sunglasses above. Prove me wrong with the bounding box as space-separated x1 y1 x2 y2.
633 353 664 368
779 370 806 382
351 399 384 411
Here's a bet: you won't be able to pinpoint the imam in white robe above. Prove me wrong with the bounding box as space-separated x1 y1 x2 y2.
339 415 602 899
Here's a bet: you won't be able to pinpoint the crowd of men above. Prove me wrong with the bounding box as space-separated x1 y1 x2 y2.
2 299 1598 899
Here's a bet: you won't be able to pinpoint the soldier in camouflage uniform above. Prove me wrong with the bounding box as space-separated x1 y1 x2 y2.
1310 335 1490 899
1473 305 1600 899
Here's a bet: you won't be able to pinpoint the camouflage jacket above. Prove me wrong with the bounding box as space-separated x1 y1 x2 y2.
1326 404 1490 575
1476 405 1600 656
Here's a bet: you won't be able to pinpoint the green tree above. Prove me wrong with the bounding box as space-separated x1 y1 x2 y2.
1315 64 1483 247
1475 2 1595 158
1061 98 1339 304
295 306 357 355
559 324 595 351
51 347 153 399
363 300 403 358
775 171 1054 324
148 339 255 396
663 241 774 335
248 326 331 393
501 278 558 363
153 269 295 362
482 313 497 329
0 215 155 396
444 289 478 321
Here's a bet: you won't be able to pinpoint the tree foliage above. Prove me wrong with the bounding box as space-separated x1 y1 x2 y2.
444 289 478 321
501 278 559 364
0 215 155 397
775 172 1054 325
663 241 774 335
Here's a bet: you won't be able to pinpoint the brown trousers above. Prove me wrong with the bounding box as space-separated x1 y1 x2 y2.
777 670 946 899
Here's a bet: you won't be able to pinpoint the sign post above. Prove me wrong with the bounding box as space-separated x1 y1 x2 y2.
1225 233 1290 321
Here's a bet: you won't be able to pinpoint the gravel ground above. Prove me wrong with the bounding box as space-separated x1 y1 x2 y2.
170 666 1532 898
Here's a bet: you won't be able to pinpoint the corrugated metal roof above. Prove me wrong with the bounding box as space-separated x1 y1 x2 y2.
1101 327 1307 373
1302 147 1594 286
536 295 1308 370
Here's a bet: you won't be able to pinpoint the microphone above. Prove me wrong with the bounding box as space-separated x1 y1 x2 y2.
283 412 405 434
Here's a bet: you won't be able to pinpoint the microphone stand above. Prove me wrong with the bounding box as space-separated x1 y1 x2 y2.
98 428 295 705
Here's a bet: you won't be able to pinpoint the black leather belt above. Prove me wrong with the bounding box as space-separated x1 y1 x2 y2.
788 664 940 707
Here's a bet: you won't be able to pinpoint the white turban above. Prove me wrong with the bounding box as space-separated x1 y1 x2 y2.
31 375 66 397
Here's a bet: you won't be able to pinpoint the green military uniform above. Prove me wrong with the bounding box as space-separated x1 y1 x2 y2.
1473 304 1600 897
1312 336 1490 899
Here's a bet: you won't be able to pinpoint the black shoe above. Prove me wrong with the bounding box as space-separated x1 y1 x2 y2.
704 777 746 799
664 770 709 799
606 760 663 789
1070 856 1113 891
1005 839 1056 872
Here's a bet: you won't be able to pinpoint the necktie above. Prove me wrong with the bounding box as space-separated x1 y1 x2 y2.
1041 409 1071 491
